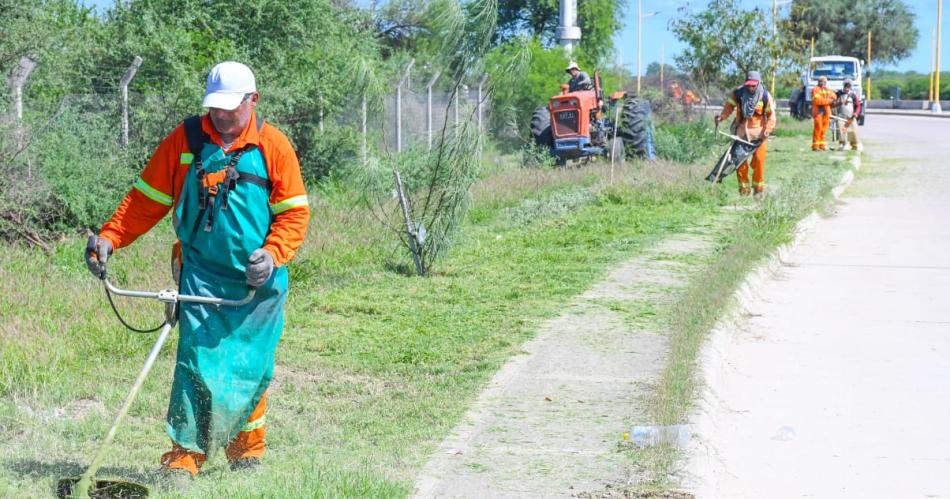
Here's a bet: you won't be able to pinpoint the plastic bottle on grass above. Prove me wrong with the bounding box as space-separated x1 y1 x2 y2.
628 424 690 447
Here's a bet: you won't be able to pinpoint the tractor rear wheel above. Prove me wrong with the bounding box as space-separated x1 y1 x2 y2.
530 106 553 147
618 98 656 160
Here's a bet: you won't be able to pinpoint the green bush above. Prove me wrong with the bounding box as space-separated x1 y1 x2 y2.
654 121 717 165
0 99 138 245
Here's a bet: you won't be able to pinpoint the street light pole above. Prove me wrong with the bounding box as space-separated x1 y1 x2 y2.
867 30 876 100
771 0 777 98
637 0 642 94
932 27 938 104
636 2 659 95
660 44 665 91
936 0 943 112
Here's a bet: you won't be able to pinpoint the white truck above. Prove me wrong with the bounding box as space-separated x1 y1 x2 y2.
789 55 867 125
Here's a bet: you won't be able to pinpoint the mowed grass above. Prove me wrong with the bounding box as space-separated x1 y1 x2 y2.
0 146 724 497
625 116 859 491
0 116 851 497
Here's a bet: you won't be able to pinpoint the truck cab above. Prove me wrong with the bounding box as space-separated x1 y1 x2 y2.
790 55 868 125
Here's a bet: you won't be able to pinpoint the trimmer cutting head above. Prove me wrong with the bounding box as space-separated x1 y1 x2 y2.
56 477 148 498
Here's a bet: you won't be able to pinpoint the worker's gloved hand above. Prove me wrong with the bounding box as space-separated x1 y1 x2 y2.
714 115 723 124
85 235 112 279
246 248 274 287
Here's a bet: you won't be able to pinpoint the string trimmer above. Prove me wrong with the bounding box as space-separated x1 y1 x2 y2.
57 238 255 499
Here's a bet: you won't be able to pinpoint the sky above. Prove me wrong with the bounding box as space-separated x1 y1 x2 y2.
80 0 947 74
613 0 948 74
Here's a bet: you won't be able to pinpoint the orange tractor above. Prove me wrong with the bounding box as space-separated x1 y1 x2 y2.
530 72 656 164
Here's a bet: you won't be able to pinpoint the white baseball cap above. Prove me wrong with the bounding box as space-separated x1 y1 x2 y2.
202 61 257 110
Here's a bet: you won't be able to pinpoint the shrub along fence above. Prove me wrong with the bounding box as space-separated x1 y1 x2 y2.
1 54 492 247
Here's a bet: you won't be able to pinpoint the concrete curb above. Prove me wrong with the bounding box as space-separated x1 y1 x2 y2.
684 154 862 498
865 109 950 119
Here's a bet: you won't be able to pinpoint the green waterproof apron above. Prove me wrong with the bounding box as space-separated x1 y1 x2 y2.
168 136 287 454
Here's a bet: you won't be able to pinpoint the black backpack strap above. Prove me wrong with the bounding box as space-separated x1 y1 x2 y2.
183 115 211 209
183 115 208 164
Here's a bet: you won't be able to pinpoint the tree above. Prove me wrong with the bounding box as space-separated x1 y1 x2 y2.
785 0 917 66
670 0 776 102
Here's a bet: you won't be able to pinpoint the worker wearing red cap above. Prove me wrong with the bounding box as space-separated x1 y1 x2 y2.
715 70 776 197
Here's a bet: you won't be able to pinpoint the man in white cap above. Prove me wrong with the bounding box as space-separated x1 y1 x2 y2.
566 61 593 92
85 61 310 484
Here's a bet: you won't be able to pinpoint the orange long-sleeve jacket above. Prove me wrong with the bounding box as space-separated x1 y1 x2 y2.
718 87 777 141
811 86 837 115
100 114 310 266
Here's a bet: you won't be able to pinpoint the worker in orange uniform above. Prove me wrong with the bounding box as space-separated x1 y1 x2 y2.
715 70 777 198
84 61 310 487
811 76 837 151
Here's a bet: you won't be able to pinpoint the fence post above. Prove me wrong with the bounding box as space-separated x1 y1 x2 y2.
7 56 37 178
454 85 460 127
319 103 324 133
361 95 368 164
119 56 143 147
396 59 415 153
8 56 37 123
426 70 441 150
476 74 488 132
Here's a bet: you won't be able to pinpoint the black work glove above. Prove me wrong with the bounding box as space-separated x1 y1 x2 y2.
85 235 113 279
246 248 274 287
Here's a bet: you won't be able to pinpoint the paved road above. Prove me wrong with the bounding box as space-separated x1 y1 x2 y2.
691 116 950 497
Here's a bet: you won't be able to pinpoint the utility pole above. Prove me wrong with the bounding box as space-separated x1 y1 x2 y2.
865 30 876 100
936 0 944 112
637 0 642 93
932 28 938 104
636 2 658 94
660 44 665 91
557 0 581 51
771 0 777 98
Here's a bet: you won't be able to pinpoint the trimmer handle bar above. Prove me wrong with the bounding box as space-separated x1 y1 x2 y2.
103 278 256 308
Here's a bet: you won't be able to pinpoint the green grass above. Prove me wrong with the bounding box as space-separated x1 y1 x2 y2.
0 116 852 497
1 151 717 497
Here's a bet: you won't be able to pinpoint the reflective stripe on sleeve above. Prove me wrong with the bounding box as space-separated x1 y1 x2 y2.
270 195 309 214
180 153 194 164
241 415 265 432
133 177 173 206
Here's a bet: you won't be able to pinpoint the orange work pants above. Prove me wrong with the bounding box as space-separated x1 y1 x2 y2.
160 392 268 475
737 140 767 194
812 106 830 150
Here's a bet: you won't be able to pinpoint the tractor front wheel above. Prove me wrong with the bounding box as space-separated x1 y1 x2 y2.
530 106 553 147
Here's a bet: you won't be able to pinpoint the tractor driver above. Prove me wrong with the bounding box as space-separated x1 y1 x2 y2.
566 62 593 92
